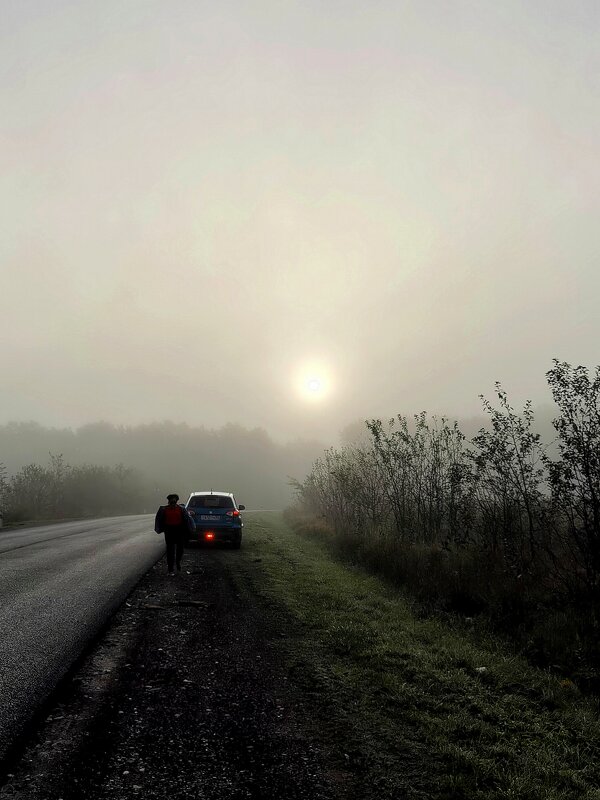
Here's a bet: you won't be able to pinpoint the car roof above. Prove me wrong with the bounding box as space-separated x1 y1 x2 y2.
187 491 234 498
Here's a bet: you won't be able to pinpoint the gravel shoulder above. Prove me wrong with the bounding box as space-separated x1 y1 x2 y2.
0 524 337 800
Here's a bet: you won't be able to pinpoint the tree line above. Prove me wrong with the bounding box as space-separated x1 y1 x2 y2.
289 360 600 687
0 455 145 522
0 421 324 521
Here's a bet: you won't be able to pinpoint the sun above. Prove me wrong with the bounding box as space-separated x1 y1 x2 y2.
294 361 332 402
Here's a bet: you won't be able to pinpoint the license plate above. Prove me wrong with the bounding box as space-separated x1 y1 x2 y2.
200 515 218 521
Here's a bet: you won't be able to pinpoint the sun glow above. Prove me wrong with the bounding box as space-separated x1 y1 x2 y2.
295 361 332 402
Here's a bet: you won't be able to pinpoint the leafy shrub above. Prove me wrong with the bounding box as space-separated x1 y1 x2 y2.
290 361 600 684
0 454 145 522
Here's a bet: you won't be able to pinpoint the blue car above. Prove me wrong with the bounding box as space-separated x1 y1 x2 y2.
185 491 245 549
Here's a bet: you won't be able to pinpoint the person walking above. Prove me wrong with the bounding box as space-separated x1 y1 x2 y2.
154 494 194 576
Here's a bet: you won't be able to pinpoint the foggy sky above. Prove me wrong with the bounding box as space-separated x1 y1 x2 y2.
2 1 599 443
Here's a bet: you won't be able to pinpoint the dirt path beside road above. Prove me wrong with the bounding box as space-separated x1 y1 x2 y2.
0 536 336 800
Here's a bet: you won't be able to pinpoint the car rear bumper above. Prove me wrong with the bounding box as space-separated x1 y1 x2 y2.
190 525 242 543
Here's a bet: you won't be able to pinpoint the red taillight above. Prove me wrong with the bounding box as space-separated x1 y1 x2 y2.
205 532 215 540
226 509 240 517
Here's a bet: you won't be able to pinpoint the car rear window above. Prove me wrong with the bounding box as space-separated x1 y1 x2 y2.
188 495 234 509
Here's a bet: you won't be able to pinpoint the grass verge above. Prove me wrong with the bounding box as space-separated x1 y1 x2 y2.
232 512 600 800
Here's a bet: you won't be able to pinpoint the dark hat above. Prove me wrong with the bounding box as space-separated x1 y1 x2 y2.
166 493 179 501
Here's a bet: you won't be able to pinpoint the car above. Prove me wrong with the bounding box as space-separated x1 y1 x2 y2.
184 491 245 549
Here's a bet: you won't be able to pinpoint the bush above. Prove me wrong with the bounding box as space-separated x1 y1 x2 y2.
289 361 600 686
0 454 145 522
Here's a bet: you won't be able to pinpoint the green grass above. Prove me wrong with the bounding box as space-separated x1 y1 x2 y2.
229 512 600 800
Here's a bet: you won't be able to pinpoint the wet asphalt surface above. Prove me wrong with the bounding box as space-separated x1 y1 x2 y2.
0 543 337 800
0 516 163 766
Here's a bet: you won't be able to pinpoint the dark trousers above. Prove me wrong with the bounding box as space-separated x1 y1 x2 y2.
164 528 186 571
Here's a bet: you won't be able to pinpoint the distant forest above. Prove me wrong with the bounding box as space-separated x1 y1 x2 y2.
0 421 324 520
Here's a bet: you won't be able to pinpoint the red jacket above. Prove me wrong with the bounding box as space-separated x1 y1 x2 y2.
154 504 194 534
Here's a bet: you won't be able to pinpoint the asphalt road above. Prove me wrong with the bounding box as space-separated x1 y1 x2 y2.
0 515 162 764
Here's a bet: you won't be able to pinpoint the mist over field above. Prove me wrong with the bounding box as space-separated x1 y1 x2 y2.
1 2 599 465
0 421 324 511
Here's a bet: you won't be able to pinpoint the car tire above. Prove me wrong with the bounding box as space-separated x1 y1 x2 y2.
232 534 242 550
